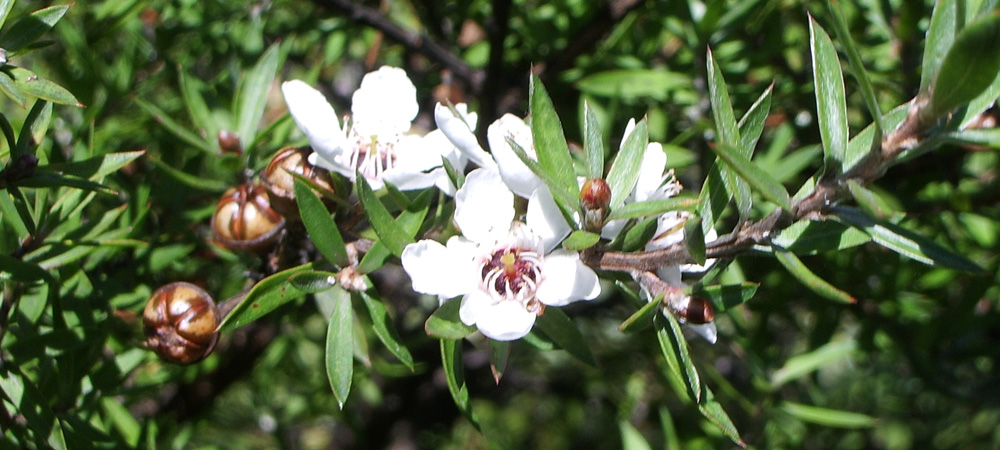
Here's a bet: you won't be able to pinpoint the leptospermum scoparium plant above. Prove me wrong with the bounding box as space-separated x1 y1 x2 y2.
165 5 1000 447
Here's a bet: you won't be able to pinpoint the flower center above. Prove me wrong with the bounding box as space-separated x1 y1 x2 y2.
481 247 544 313
342 132 398 181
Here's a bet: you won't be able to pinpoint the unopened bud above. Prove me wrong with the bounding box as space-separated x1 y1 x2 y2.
580 178 611 232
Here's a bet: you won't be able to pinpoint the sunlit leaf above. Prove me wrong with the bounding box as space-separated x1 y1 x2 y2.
928 12 1000 120
219 263 314 330
425 297 476 339
325 286 354 408
773 246 855 304
655 313 700 403
606 196 697 222
355 176 412 258
825 1 884 130
294 177 349 266
606 118 648 208
810 16 848 175
771 339 856 388
576 69 690 101
737 82 774 153
235 42 281 151
535 307 596 366
780 402 877 428
529 73 578 200
0 4 69 53
710 143 791 211
694 282 758 313
288 270 337 293
583 101 605 179
920 0 957 92
37 150 145 181
562 230 600 251
772 219 871 255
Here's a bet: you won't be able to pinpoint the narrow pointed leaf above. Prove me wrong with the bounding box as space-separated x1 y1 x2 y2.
847 179 898 219
928 12 1000 119
488 339 511 384
562 230 600 251
774 246 855 304
288 270 337 293
698 386 746 448
529 73 578 197
920 0 958 92
810 16 849 175
507 136 580 224
606 119 648 208
355 176 411 257
833 206 983 271
697 166 729 234
780 402 877 428
711 143 791 211
606 197 698 222
178 70 220 149
684 215 706 266
737 82 774 153
695 282 758 313
425 297 476 339
619 216 658 252
535 307 596 366
620 421 653 450
619 297 660 334
325 286 354 408
707 48 751 218
236 43 282 149
134 97 213 154
359 291 414 370
771 339 856 388
441 339 480 428
37 150 145 181
0 71 27 108
294 178 349 266
0 5 69 53
772 219 871 255
355 190 430 273
583 102 605 179
219 263 314 330
7 68 83 107
655 313 701 403
826 1 884 130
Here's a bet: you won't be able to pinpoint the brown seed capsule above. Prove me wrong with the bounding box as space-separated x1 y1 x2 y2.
217 130 243 155
143 282 219 365
211 182 285 251
261 146 335 219
677 295 715 324
580 178 611 232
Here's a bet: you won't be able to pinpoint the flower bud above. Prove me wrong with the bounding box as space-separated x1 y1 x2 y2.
217 130 242 155
211 182 285 251
262 146 335 219
677 295 714 324
580 177 611 232
143 282 219 365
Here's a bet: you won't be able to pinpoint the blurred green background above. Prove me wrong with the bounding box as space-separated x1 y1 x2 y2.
1 0 999 449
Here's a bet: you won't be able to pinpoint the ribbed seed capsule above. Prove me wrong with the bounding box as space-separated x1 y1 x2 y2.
261 146 335 218
211 182 285 251
142 282 219 365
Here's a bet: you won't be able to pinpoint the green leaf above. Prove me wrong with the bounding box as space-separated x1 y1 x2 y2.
706 48 751 219
562 230 600 251
294 178 349 266
178 69 221 151
325 286 354 409
287 270 337 293
695 283 758 313
0 254 48 282
0 5 69 53
810 16 849 175
441 339 479 427
772 219 871 255
583 102 605 179
148 157 229 193
737 82 774 153
0 71 27 108
487 339 511 384
620 421 653 450
359 291 414 370
655 313 701 403
847 179 899 219
780 402 877 429
928 12 1000 120
529 73 578 201
606 119 648 208
684 215 706 266
845 102 909 172
355 176 412 258
576 69 690 101
619 216 658 252
535 307 596 366
37 151 145 181
219 263 314 330
825 1 884 130
134 97 213 154
771 339 856 388
711 143 791 211
6 68 83 107
0 0 15 31
697 386 746 448
235 42 281 151
606 196 698 222
425 297 476 339
773 246 855 304
832 206 983 271
16 173 115 195
619 297 660 334
942 128 1000 148
697 166 729 234
920 0 958 92
506 136 580 224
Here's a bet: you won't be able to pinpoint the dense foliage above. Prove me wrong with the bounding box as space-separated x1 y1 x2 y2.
2 1 1000 449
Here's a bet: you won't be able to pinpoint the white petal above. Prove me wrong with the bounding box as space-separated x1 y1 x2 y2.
487 114 543 198
620 118 637 150
282 80 345 159
454 169 515 243
459 289 492 326
536 250 601 306
687 322 718 344
434 103 496 170
527 186 570 253
467 295 537 341
383 134 446 191
646 211 689 251
657 265 682 286
634 143 667 202
401 237 478 298
351 66 418 137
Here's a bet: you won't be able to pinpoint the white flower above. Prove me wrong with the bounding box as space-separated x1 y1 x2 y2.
435 107 545 199
401 169 601 341
282 66 462 191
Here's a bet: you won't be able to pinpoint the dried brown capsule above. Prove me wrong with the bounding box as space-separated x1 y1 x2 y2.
262 146 335 218
211 182 285 251
143 282 219 365
217 130 243 155
677 295 715 325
